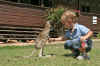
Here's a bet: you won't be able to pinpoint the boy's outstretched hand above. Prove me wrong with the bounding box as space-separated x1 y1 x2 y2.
80 30 93 42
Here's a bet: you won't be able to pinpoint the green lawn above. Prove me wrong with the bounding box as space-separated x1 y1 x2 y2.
0 41 100 66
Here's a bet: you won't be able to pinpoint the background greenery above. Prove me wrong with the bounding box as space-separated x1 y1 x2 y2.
47 8 65 37
0 41 100 66
97 33 100 39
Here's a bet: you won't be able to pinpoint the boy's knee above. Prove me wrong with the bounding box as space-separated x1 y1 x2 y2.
64 43 70 49
72 43 81 50
64 40 72 49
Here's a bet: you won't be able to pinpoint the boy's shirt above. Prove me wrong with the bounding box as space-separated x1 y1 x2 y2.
65 23 92 49
65 23 90 40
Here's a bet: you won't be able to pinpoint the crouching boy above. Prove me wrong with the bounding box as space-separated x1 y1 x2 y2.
61 10 93 60
56 10 93 60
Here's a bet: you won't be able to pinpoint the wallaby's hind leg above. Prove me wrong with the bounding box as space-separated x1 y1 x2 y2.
38 48 44 57
24 47 44 58
17 21 51 58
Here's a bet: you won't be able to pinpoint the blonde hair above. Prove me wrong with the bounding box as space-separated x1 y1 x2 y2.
61 10 78 23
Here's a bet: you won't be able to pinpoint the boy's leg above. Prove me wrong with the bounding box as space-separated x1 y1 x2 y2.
64 39 92 60
71 38 82 58
77 40 92 60
64 40 73 49
86 40 93 53
72 49 80 58
84 40 92 60
64 40 80 57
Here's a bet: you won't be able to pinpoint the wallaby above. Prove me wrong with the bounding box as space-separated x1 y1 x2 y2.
23 21 51 58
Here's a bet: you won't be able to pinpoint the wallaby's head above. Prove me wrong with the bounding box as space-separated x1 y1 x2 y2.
45 21 51 28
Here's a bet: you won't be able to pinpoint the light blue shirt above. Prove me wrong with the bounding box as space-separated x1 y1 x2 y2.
65 23 92 49
65 23 90 40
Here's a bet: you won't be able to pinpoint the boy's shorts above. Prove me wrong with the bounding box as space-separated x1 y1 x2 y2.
64 38 92 52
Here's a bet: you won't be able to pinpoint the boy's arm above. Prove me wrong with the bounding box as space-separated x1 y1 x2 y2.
80 30 93 41
49 36 68 41
79 24 93 41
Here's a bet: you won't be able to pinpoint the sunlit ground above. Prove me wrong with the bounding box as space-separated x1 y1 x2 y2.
0 41 100 66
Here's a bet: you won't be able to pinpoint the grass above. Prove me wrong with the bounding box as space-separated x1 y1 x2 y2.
0 41 100 66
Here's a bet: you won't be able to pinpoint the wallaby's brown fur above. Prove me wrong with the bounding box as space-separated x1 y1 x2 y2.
23 21 51 58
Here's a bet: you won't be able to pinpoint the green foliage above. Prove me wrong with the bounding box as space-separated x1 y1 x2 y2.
97 33 100 39
47 8 65 23
47 8 65 37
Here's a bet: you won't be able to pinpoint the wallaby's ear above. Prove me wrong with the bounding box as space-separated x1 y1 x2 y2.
45 21 51 27
47 20 51 24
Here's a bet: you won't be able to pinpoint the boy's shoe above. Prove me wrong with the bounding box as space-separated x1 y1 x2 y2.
76 53 90 60
83 53 90 60
76 56 84 60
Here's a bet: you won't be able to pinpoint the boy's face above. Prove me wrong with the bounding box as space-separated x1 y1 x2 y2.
62 18 73 29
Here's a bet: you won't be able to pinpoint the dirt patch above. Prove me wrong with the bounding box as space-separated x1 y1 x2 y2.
0 41 65 47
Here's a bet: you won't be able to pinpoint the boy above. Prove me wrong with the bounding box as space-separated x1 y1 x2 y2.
52 10 93 60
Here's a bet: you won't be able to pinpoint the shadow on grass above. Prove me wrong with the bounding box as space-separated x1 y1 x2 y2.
63 53 73 57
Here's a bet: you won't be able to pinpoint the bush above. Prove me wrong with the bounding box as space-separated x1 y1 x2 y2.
97 33 100 39
47 8 65 37
47 8 65 22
